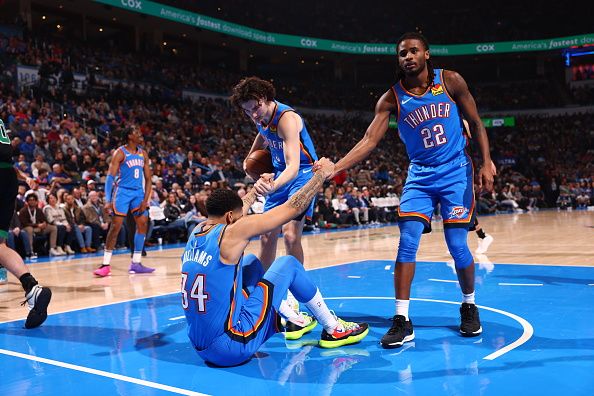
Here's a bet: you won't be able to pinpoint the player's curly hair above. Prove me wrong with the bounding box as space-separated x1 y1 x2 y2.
395 32 435 88
206 189 243 217
230 77 276 108
115 124 135 142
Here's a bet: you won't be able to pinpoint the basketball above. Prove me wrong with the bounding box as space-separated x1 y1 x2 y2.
245 149 274 180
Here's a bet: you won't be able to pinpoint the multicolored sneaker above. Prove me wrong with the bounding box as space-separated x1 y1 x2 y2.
93 265 111 277
23 285 52 329
319 318 369 348
284 312 318 340
129 262 155 274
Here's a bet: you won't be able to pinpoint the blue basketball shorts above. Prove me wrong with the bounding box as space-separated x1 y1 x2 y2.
264 167 315 221
196 279 282 367
398 152 475 233
112 185 147 217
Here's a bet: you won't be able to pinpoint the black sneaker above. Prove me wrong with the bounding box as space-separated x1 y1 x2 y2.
380 315 415 349
23 285 52 329
460 303 482 337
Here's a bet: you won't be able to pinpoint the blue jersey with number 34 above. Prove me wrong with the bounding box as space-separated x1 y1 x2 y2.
393 69 466 166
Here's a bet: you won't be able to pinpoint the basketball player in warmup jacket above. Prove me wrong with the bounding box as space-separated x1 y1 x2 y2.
182 158 368 367
93 126 154 276
316 32 497 348
0 118 51 328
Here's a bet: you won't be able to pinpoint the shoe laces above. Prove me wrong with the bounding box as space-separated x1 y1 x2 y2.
291 312 313 327
336 317 359 332
387 315 406 335
20 285 40 309
461 304 476 321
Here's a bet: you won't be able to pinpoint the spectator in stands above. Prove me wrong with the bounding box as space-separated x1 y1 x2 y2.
8 209 34 259
557 193 572 210
31 154 51 177
71 187 85 208
576 181 591 209
184 194 207 234
43 193 75 255
48 163 73 188
64 193 95 253
18 193 61 256
163 192 186 242
82 191 110 249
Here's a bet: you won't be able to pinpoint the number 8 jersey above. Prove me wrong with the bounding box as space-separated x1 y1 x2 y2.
116 145 145 190
392 69 467 166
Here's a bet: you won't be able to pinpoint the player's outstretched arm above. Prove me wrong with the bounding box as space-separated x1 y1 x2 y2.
221 158 334 263
444 70 496 191
240 188 258 216
328 90 396 177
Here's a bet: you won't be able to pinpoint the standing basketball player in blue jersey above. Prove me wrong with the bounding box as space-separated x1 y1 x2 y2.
93 126 154 277
182 158 368 367
231 77 318 270
318 32 497 348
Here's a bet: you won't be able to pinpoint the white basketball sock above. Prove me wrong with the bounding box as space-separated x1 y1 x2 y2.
462 292 475 305
396 299 410 320
305 289 339 332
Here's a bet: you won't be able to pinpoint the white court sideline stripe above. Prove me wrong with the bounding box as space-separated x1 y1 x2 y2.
498 283 543 286
169 315 186 321
0 348 209 396
324 296 534 361
428 278 459 283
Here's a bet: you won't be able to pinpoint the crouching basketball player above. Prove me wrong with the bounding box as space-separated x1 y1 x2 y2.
181 158 369 367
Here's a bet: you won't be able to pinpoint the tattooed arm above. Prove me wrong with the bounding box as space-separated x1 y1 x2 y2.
219 158 334 264
241 188 259 216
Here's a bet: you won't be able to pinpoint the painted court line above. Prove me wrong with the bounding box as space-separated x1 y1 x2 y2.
347 275 361 279
0 348 209 396
169 315 185 321
428 278 459 283
498 283 543 286
324 296 533 361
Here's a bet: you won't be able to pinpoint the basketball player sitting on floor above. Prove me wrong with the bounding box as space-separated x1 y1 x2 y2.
181 158 369 367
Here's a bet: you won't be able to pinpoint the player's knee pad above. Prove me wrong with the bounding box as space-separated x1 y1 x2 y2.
396 221 424 263
445 227 473 269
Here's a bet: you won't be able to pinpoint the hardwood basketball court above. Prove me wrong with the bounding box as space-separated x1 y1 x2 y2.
1 210 592 323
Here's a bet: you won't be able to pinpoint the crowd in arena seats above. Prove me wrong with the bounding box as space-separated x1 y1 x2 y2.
1 28 593 258
4 30 593 113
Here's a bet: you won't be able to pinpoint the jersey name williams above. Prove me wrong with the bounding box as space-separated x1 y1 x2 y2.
182 247 213 267
402 102 452 129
